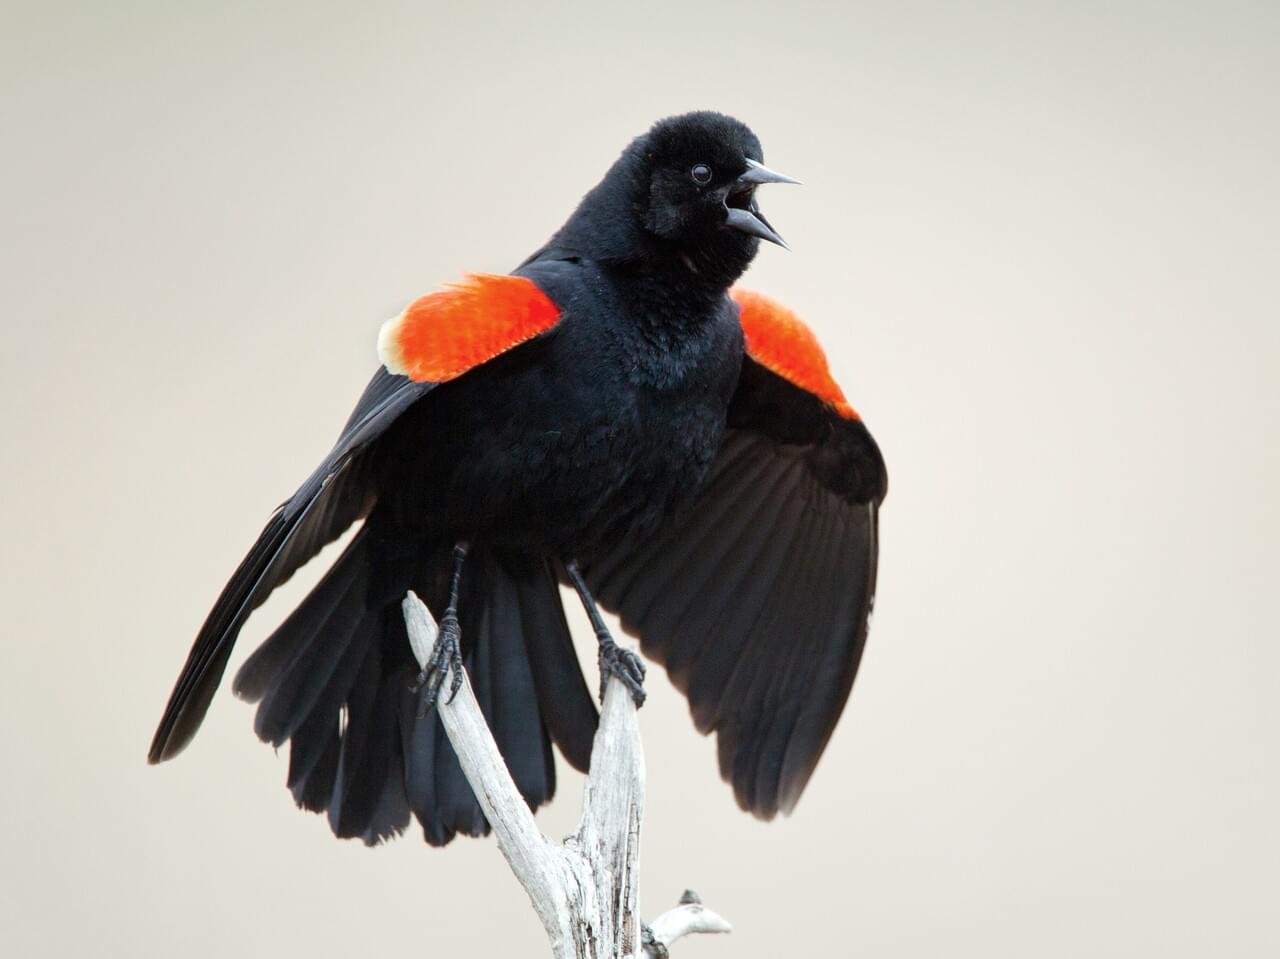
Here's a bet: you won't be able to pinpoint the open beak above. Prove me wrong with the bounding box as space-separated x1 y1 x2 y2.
724 158 801 249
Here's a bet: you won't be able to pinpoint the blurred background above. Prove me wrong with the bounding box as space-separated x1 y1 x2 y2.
2 1 1277 956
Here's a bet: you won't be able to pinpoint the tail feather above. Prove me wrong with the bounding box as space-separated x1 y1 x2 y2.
330 647 408 842
253 573 370 747
398 548 477 846
287 709 339 813
517 559 598 772
398 683 442 838
485 561 559 803
430 691 489 844
363 715 412 845
232 527 370 707
226 534 596 846
277 620 372 789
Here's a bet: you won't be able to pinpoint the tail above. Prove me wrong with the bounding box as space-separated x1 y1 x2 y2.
230 531 598 845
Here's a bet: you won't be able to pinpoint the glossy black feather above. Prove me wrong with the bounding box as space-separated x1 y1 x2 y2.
288 711 339 813
587 361 886 819
226 533 584 845
518 559 598 773
147 372 432 763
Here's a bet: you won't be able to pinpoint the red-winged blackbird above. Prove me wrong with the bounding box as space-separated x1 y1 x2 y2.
149 111 887 846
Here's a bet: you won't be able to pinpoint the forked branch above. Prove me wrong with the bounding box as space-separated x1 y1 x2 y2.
402 591 731 958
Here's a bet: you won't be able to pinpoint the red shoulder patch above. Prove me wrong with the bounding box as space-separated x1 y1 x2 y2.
378 274 560 383
730 288 859 420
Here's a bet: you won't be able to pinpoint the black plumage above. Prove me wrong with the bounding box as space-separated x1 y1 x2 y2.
149 111 887 843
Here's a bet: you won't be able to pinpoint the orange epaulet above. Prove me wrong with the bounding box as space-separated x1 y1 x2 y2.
378 274 561 383
730 288 858 420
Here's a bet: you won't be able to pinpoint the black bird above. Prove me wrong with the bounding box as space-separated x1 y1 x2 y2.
149 111 887 845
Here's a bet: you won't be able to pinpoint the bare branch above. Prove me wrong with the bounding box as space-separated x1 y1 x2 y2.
402 590 730 958
402 593 571 938
645 891 733 956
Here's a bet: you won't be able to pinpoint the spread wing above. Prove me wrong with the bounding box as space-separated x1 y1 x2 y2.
587 289 887 818
148 271 565 763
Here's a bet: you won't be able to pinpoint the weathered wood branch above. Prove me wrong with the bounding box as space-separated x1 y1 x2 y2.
402 591 731 958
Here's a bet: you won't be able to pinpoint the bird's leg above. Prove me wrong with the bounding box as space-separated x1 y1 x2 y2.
564 559 646 707
412 540 469 716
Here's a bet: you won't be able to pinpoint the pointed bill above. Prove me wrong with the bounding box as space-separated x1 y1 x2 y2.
725 207 790 249
738 157 802 186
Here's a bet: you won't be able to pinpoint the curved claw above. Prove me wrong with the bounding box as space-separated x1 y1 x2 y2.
444 659 465 705
599 637 647 707
415 612 464 716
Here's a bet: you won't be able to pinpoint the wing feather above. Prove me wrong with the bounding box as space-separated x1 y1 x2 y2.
587 335 886 819
150 265 575 765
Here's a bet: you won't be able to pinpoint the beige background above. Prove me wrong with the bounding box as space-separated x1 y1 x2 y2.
2 1 1277 956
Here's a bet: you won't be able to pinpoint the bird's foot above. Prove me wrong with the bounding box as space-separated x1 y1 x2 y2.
598 632 646 707
412 610 464 716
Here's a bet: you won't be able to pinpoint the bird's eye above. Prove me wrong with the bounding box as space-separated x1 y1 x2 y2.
690 163 713 185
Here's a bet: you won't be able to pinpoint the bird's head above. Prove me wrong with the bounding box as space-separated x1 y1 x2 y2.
548 112 799 287
637 111 798 257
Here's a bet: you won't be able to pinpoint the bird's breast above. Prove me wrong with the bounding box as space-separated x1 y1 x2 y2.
569 303 743 553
